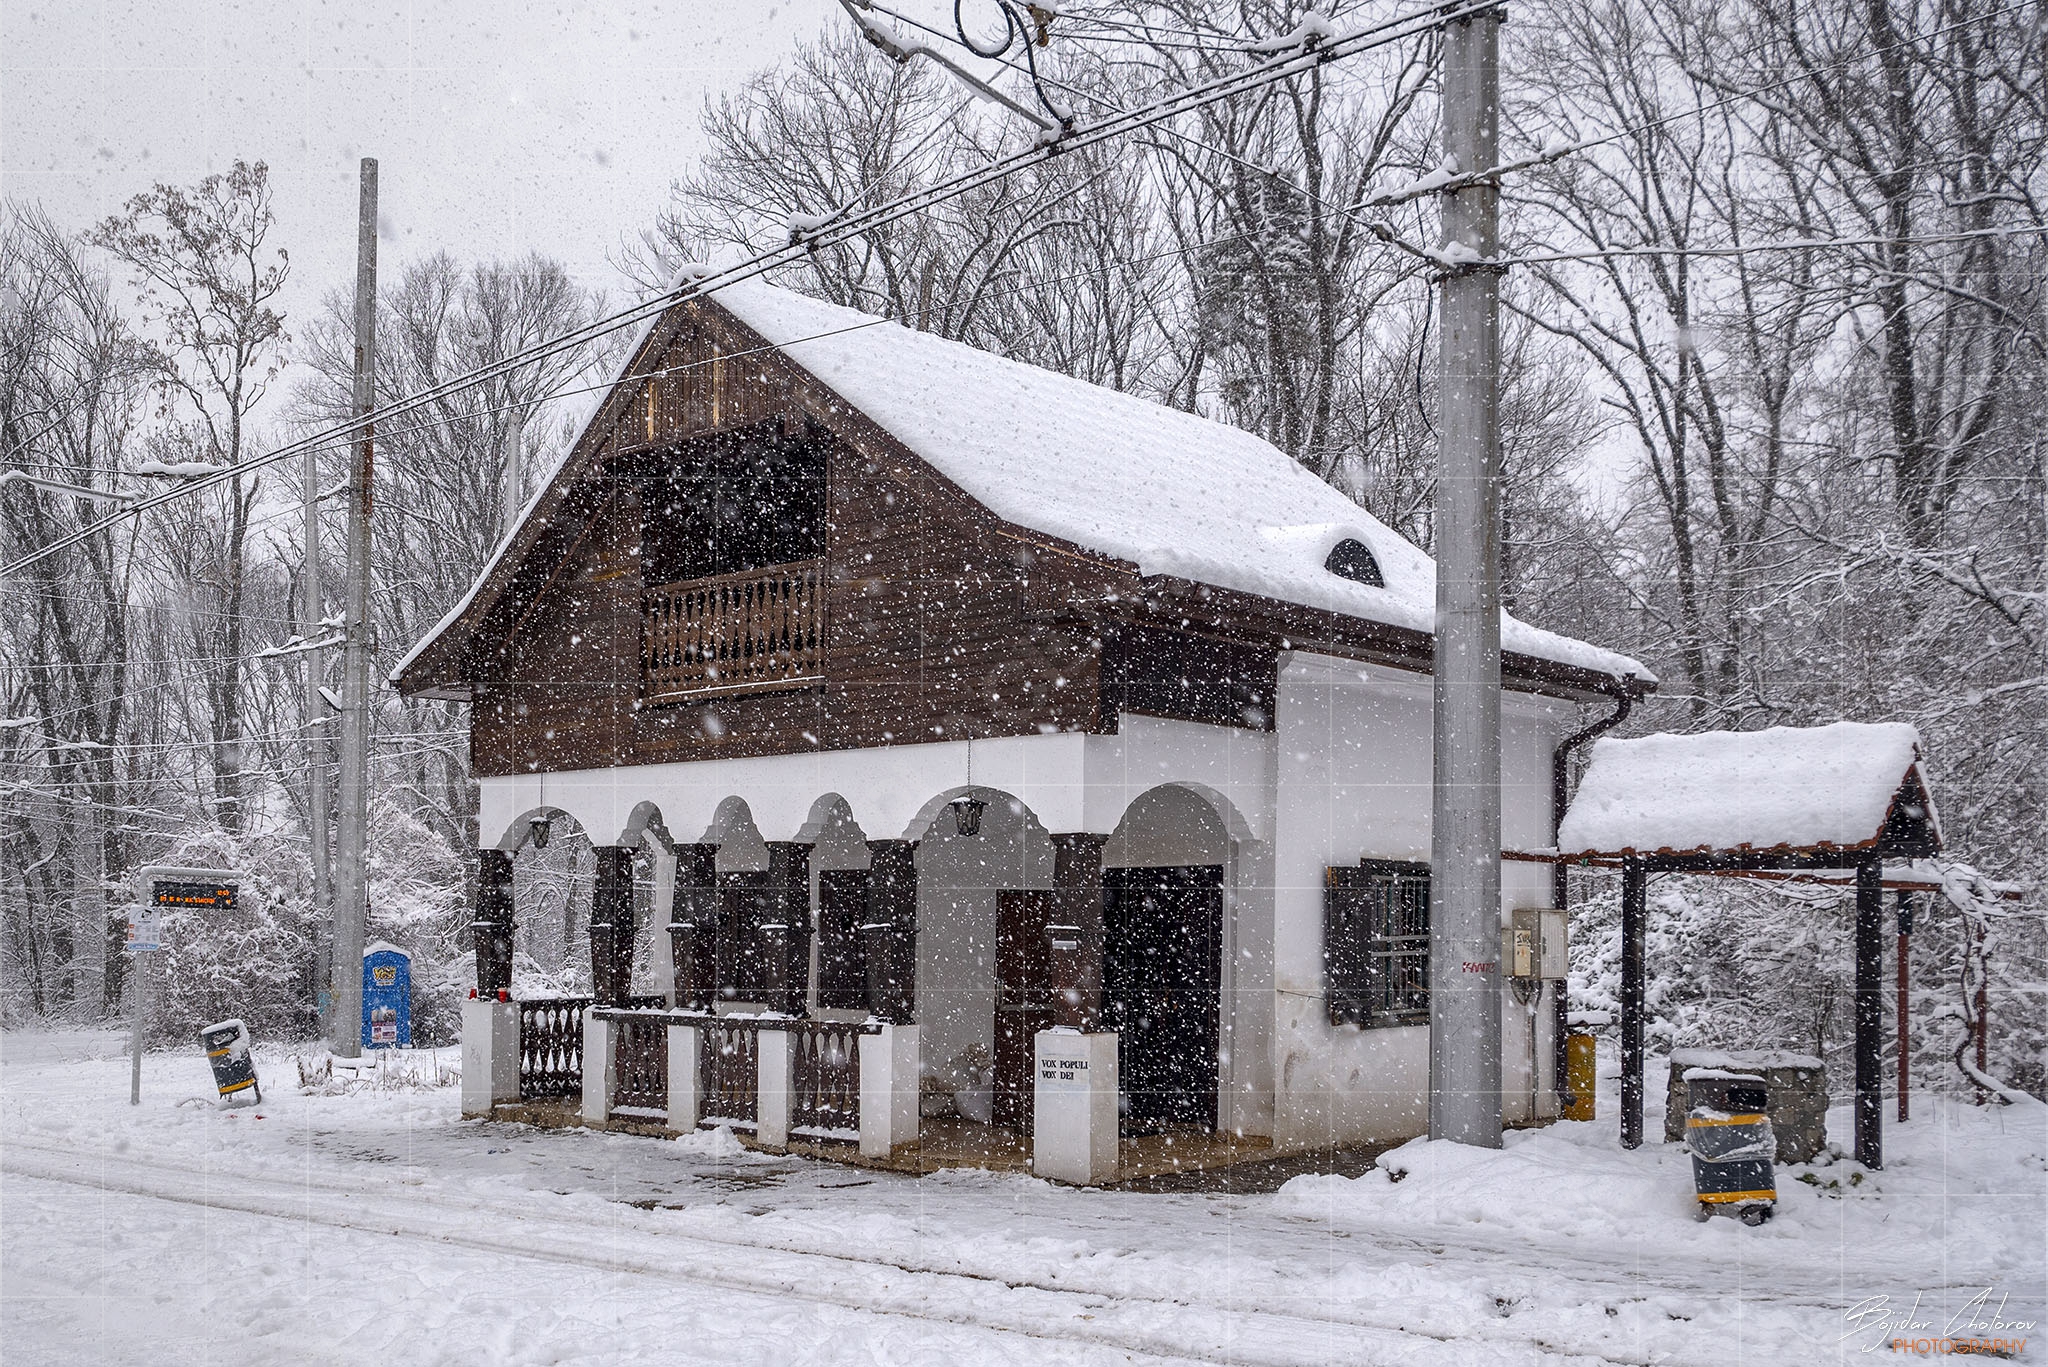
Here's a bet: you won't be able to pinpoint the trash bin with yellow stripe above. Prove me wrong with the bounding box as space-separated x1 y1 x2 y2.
198 1019 261 1108
1684 1067 1774 1225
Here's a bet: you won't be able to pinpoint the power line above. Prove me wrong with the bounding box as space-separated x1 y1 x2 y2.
1507 223 2048 267
5 0 1477 578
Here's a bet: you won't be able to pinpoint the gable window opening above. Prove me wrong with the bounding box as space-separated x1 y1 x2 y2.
1324 537 1384 587
637 419 829 704
1324 860 1430 1028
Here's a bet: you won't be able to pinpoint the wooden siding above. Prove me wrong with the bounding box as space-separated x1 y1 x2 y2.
434 296 1630 779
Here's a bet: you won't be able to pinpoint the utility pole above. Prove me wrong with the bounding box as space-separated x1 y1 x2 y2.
499 411 523 542
1428 1 1506 1148
330 156 377 1058
302 442 334 1032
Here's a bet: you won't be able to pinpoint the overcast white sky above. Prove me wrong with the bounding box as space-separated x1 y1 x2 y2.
2 0 847 327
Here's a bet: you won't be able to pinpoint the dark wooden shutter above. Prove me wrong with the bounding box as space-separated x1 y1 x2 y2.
1325 862 1431 1027
1324 866 1374 1026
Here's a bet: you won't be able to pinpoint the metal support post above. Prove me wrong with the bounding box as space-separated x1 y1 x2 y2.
1855 858 1885 1169
1428 0 1506 1149
1896 891 1911 1123
1619 858 1646 1148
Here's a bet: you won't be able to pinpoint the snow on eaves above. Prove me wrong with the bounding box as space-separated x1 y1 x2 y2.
1555 721 1933 857
710 280 1650 682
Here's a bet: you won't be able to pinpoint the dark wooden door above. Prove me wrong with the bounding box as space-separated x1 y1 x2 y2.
993 890 1056 1132
1102 865 1223 1134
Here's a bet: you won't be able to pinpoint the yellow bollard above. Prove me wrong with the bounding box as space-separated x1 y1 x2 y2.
1564 1033 1597 1121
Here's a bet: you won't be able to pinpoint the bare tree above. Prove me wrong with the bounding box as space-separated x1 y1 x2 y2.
91 160 289 834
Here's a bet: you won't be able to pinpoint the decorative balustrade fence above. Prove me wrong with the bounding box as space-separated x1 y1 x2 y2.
517 997 591 1100
610 1013 669 1115
643 560 824 704
790 1021 865 1137
699 1020 760 1127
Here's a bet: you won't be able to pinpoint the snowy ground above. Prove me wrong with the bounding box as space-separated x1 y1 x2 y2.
2 1030 2041 1365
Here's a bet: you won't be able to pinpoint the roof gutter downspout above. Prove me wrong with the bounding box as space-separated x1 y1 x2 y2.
1551 682 1640 908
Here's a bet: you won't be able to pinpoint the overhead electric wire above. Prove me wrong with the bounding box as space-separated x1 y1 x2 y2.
1506 223 2048 266
4 0 1484 578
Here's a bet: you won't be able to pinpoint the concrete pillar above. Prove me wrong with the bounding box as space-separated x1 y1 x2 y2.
459 996 519 1117
858 1023 920 1158
582 1009 616 1126
666 1022 702 1133
757 1026 795 1149
1032 1028 1119 1185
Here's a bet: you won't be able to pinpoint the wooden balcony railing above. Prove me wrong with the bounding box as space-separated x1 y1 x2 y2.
643 560 824 703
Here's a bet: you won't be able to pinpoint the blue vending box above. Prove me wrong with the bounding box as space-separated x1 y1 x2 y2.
361 942 412 1049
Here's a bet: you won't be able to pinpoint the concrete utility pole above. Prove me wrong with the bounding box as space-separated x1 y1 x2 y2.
1428 2 1506 1148
499 412 523 542
330 157 378 1057
302 442 334 1031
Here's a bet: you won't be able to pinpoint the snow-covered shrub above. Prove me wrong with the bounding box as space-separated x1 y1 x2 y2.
141 825 316 1045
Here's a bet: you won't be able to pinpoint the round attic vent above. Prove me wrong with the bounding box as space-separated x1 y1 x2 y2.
1324 537 1384 587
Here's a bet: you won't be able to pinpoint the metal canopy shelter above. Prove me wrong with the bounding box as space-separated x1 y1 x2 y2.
1531 723 1944 1170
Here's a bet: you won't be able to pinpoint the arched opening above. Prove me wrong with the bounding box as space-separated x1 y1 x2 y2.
911 788 1053 1136
501 807 595 998
1103 786 1234 1134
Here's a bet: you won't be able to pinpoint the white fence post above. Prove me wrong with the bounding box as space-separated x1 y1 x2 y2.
1032 1029 1120 1185
581 1009 615 1126
667 1022 702 1132
858 1023 920 1158
757 1025 795 1149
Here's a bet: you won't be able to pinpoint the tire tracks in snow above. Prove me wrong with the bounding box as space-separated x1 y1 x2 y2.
3 1139 1650 1367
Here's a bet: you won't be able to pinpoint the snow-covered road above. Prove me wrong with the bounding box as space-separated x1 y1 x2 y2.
3 1030 2041 1365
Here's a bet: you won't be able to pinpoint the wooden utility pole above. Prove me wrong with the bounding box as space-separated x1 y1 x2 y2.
301 441 333 1031
330 157 378 1058
1428 0 1506 1149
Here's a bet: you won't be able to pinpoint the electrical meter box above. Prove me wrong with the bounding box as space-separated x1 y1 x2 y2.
1503 908 1569 980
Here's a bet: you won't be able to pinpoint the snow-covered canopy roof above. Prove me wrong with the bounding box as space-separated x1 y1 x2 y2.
708 281 1649 682
395 276 1652 691
1555 721 1941 859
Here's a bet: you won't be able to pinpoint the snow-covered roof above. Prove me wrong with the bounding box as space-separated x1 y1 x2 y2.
395 276 1652 688
709 281 1648 681
1555 721 1939 858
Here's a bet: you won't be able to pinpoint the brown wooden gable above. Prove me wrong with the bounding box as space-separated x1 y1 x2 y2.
401 288 1638 778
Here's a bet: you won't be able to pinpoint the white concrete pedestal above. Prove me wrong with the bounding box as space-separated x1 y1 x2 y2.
666 1023 703 1133
756 1027 796 1149
858 1023 919 1158
1032 1029 1119 1185
460 997 519 1118
581 1009 616 1126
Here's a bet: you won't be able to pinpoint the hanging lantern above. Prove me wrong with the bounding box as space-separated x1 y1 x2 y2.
947 794 986 838
529 816 552 849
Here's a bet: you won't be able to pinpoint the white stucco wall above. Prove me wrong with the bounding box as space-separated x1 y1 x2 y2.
474 659 1588 1152
914 800 1054 1085
1268 651 1577 1150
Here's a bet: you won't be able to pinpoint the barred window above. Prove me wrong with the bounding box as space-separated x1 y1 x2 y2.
1324 861 1431 1027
